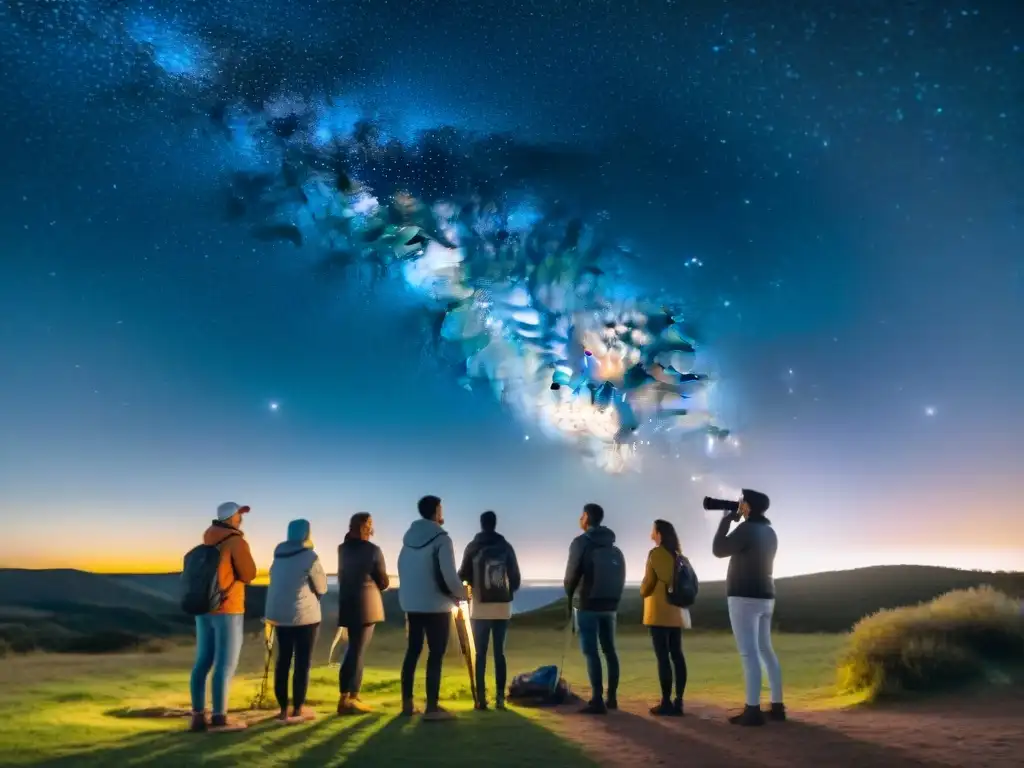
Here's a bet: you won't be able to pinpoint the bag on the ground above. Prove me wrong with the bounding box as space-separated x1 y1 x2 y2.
507 665 571 706
473 544 512 603
180 542 228 616
583 544 626 602
667 554 699 608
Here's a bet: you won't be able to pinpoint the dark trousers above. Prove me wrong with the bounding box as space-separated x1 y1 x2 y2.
339 624 375 695
401 612 451 707
650 626 687 701
274 623 319 713
577 610 619 703
471 618 509 703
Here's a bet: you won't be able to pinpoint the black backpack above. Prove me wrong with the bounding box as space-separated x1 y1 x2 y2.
583 543 626 603
180 536 234 616
667 554 699 608
473 544 512 603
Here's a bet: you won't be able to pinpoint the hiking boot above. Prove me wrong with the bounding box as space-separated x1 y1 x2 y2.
474 700 489 711
729 705 765 727
209 714 247 732
290 707 316 722
495 697 507 711
768 702 786 722
188 711 207 733
336 693 350 715
672 697 684 717
346 697 374 714
578 699 607 715
650 700 675 716
400 699 420 717
423 706 456 722
606 697 618 711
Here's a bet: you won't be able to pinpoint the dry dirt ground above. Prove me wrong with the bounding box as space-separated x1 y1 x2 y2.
544 694 1024 768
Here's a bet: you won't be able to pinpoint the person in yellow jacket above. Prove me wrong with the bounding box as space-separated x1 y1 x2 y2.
639 519 687 716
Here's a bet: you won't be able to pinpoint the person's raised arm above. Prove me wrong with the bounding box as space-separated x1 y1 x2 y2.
712 514 747 558
563 537 585 600
438 535 466 599
232 537 258 584
308 554 328 596
372 546 390 592
639 550 657 598
507 544 522 594
457 542 474 586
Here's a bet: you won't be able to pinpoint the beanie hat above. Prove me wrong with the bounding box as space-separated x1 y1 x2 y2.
741 489 770 516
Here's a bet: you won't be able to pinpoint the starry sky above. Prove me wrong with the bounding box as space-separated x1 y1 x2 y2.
0 0 1021 580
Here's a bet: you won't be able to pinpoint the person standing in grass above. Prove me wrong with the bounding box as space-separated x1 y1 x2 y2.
265 518 329 724
564 502 626 715
458 510 522 711
188 502 258 733
712 489 785 727
397 495 465 721
640 519 687 717
336 512 389 715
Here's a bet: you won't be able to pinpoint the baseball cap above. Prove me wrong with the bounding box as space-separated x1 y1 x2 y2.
217 501 251 521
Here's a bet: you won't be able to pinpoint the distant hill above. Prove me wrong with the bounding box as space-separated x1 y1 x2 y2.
1 564 1021 654
515 565 1024 632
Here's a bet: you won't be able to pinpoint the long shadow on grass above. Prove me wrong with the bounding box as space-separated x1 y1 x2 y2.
342 709 593 768
34 713 383 767
592 709 934 768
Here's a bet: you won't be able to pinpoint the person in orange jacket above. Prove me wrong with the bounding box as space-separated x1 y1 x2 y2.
189 502 257 733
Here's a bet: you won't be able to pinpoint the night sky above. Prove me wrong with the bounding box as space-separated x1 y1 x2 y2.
1 1 1021 579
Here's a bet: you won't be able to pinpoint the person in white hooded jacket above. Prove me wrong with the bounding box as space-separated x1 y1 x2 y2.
265 519 328 723
397 495 465 720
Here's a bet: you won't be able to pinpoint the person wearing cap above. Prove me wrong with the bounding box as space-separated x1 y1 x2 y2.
189 501 258 733
712 489 785 727
265 519 329 724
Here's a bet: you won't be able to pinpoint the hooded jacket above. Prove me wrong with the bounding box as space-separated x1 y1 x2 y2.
712 514 777 599
564 524 621 612
458 530 522 621
203 521 258 615
337 538 389 628
397 518 465 614
265 540 328 627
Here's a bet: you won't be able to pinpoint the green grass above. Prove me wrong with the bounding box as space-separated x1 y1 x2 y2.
0 628 853 767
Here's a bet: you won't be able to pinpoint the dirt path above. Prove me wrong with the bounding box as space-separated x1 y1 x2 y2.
544 695 1024 768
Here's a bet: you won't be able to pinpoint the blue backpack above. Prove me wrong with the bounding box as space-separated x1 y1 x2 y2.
507 665 571 706
667 554 699 608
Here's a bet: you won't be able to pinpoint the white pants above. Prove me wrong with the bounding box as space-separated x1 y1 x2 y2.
727 596 783 707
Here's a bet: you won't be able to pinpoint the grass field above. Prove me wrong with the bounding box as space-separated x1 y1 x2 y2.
0 627 855 767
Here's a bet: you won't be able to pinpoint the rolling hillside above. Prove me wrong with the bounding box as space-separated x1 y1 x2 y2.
515 565 1024 632
1 565 1021 654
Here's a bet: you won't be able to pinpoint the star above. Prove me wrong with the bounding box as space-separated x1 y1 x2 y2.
269 402 280 412
924 406 936 417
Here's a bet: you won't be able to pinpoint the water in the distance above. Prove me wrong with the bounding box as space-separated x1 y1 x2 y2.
326 578 565 615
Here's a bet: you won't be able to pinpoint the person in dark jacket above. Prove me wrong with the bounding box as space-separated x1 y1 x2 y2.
458 510 522 711
564 503 625 715
336 512 389 715
712 489 784 726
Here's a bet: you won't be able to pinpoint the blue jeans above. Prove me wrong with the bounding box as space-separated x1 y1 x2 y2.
471 619 509 703
727 597 783 706
190 614 244 715
576 610 619 703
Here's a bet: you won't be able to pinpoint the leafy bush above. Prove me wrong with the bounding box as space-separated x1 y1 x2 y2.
838 586 1024 699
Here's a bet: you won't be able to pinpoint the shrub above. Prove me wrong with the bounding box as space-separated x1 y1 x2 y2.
838 586 1024 699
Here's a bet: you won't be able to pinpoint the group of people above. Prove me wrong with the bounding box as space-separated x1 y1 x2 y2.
186 489 785 733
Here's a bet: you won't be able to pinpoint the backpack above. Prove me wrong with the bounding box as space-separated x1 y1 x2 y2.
583 543 626 603
180 536 234 616
473 543 512 603
507 665 572 707
667 554 699 608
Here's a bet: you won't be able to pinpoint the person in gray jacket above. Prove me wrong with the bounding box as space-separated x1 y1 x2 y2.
336 512 389 715
712 488 784 727
397 495 465 721
265 519 328 723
